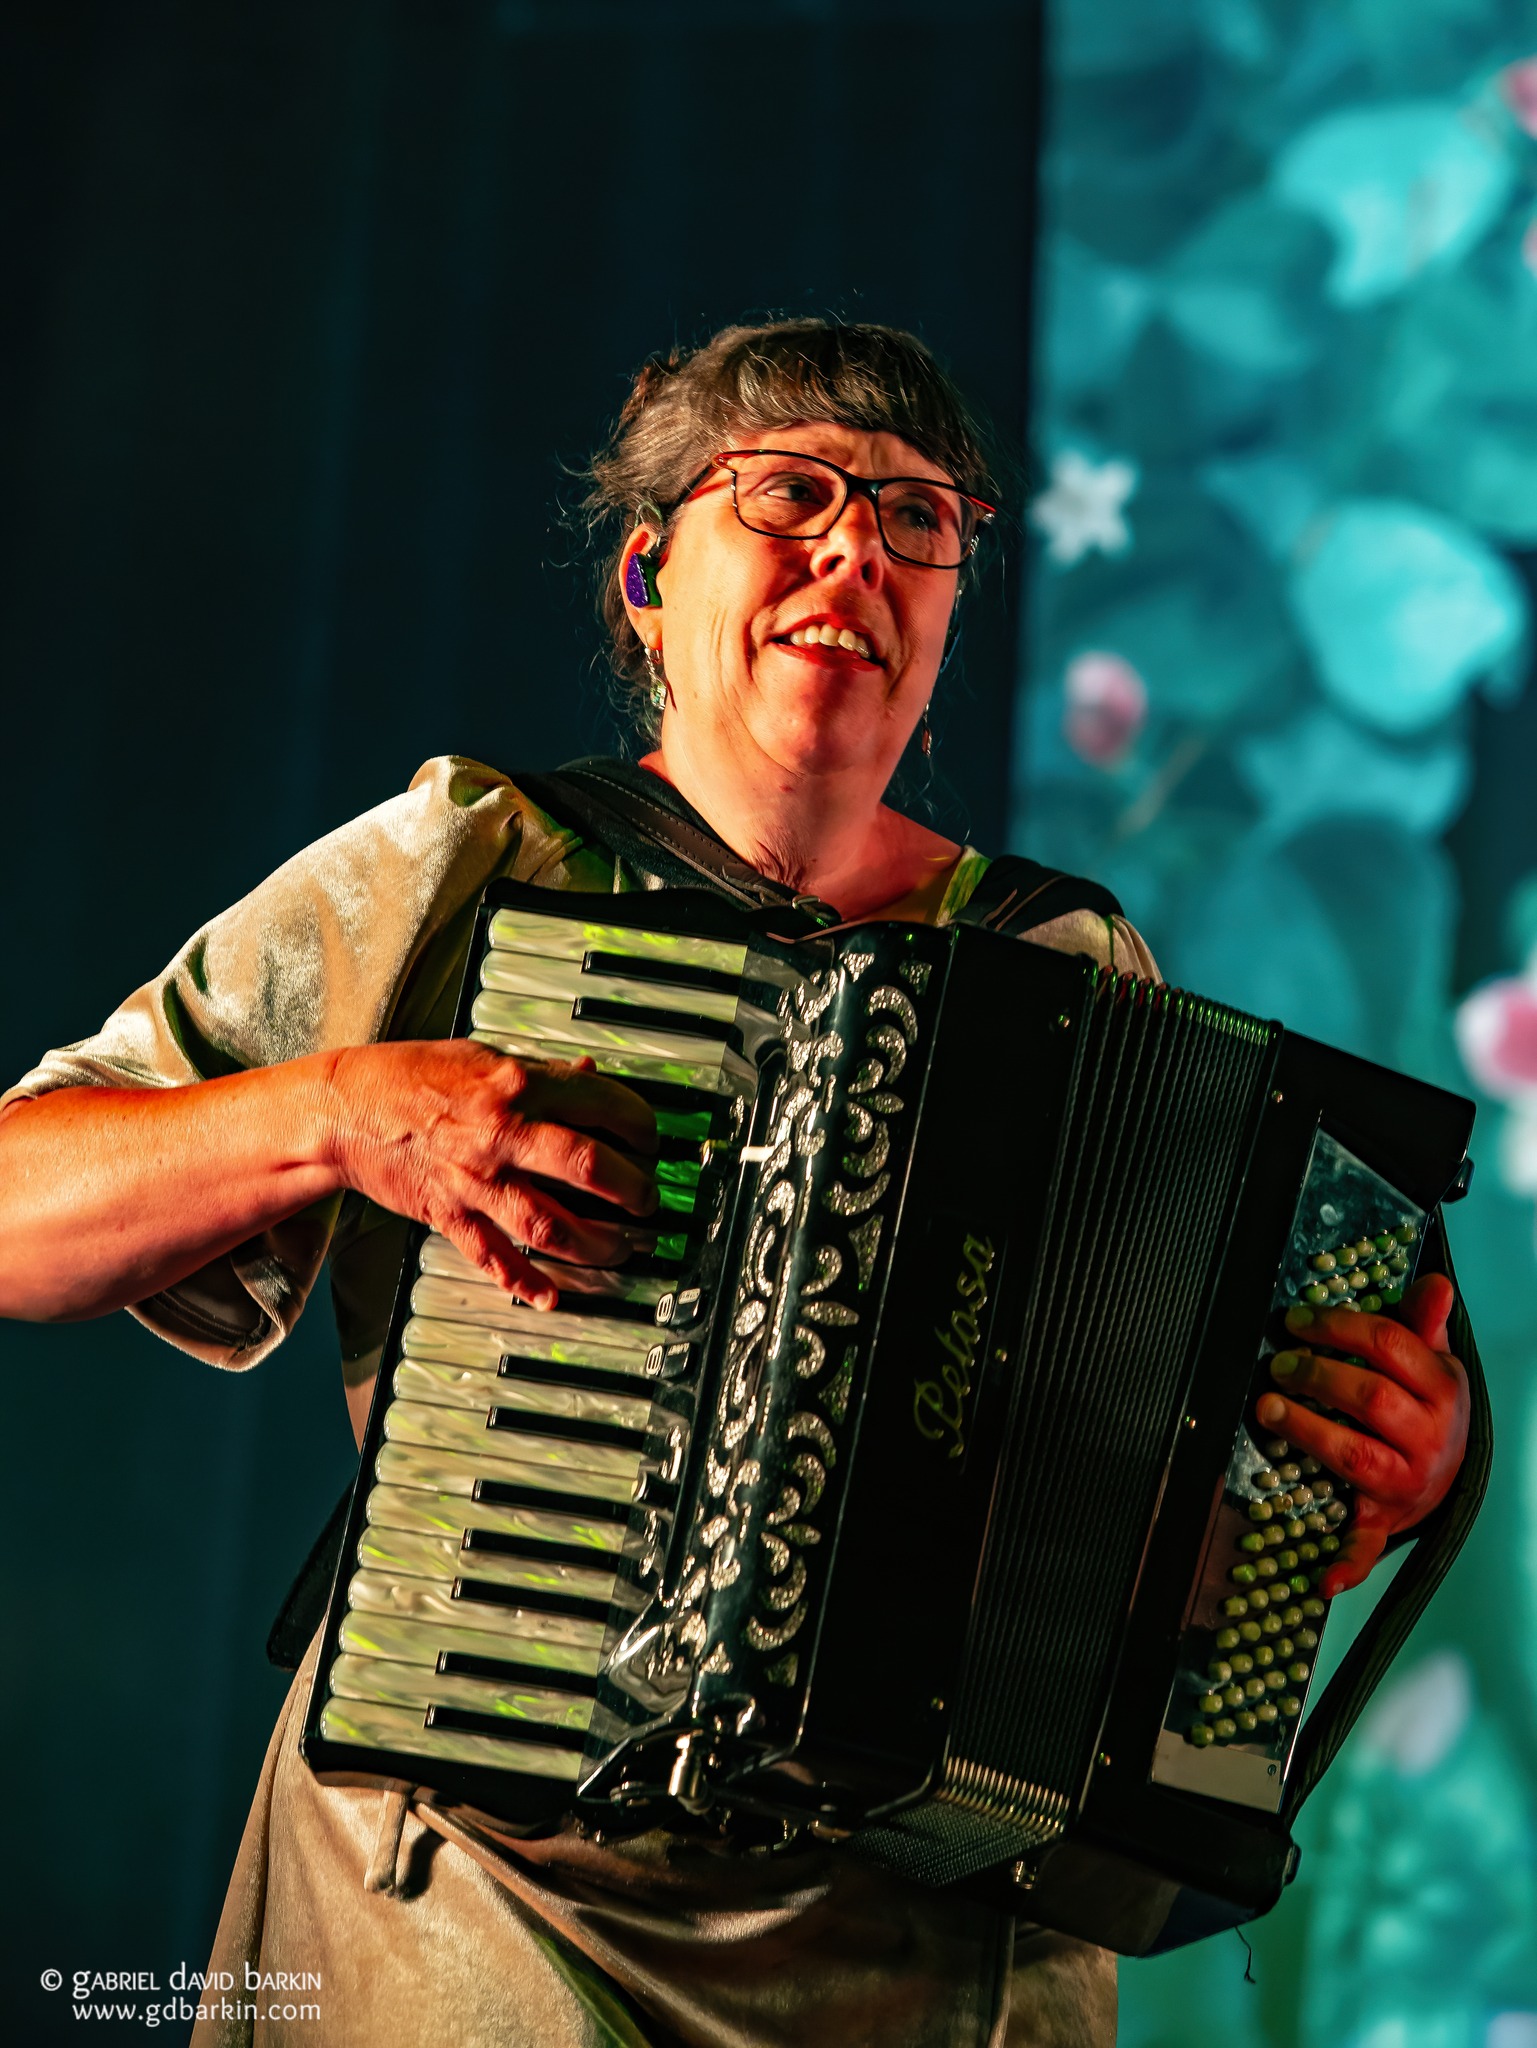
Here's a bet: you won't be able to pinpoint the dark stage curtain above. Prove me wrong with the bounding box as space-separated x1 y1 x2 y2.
0 0 1042 2019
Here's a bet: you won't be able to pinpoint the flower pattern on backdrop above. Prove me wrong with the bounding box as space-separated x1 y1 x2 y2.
1025 5 1537 2039
1062 650 1149 766
1457 961 1537 1219
1028 450 1139 566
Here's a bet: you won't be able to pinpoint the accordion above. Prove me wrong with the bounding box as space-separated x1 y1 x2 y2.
301 879 1488 1954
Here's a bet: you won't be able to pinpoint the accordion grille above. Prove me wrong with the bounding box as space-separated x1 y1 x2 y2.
948 977 1275 1815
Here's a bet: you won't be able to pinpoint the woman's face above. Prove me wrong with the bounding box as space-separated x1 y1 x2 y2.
625 421 961 790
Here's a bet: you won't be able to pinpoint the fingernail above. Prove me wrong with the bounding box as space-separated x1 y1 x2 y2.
1270 1350 1300 1379
1256 1393 1287 1427
1285 1304 1314 1332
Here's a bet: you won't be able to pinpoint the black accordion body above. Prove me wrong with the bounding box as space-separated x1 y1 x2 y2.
301 880 1487 1954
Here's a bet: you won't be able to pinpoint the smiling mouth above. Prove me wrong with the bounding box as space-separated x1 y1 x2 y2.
776 623 878 662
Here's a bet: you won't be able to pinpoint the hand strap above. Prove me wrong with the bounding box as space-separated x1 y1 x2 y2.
1281 1211 1491 1820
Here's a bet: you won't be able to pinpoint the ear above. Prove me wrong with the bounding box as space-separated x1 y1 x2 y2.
619 523 666 639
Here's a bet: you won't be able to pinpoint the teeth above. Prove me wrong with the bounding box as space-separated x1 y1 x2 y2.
786 625 873 658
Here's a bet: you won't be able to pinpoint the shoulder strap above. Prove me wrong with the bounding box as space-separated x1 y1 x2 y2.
524 760 1124 940
948 852 1123 938
517 757 839 925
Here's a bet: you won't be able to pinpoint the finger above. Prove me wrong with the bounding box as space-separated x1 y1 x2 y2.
1254 1389 1416 1505
520 1061 659 1156
1282 1300 1446 1404
523 1248 658 1298
492 1182 648 1272
1399 1271 1454 1354
1317 1498 1393 1598
1265 1348 1425 1449
439 1213 558 1312
513 1120 660 1218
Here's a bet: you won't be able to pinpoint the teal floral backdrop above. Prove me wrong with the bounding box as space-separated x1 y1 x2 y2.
1017 2 1537 2038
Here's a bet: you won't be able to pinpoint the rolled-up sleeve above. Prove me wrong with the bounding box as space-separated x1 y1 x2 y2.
1025 908 1161 983
0 756 572 1367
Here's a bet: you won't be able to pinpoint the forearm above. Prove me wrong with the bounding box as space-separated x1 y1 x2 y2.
0 1055 345 1323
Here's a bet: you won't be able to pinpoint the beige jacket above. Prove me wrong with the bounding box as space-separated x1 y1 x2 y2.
6 758 1154 2048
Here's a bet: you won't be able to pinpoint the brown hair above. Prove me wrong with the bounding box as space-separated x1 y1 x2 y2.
583 318 1000 742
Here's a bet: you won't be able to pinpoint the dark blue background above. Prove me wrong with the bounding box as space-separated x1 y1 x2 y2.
0 3 1042 2036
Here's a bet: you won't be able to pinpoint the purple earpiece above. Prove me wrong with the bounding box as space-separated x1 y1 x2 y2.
625 544 663 609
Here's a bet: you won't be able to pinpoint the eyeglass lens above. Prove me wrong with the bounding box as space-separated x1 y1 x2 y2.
724 453 977 567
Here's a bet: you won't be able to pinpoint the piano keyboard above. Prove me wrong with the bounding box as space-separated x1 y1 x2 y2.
314 896 766 1789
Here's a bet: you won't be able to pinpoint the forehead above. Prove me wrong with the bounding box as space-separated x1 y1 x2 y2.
728 418 954 484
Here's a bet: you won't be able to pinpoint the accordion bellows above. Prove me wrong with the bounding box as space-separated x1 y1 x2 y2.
302 881 1485 1954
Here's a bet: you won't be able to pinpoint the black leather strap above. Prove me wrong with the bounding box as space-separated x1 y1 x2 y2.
266 1483 354 1671
525 758 1122 940
518 758 833 920
948 853 1123 936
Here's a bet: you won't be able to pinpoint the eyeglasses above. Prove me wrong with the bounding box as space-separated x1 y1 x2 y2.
679 449 996 570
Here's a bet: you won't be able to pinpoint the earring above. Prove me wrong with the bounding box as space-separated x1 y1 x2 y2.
920 705 933 757
646 645 668 713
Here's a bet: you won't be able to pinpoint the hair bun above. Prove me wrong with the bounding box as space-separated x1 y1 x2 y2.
619 349 687 429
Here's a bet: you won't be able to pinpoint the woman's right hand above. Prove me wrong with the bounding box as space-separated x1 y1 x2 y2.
326 1040 659 1311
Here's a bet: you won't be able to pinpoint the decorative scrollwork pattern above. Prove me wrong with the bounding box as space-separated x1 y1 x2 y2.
613 928 938 1753
693 947 928 1713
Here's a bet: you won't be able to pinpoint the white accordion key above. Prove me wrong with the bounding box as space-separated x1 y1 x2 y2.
316 1698 585 1781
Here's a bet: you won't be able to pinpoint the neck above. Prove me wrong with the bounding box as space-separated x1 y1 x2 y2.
641 726 957 922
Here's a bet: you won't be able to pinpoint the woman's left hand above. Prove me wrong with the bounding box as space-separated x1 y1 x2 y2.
1254 1274 1469 1597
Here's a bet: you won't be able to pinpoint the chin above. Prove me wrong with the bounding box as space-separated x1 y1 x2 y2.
748 678 890 776
761 720 893 782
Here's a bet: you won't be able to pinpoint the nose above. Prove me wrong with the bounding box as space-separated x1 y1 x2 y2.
805 490 887 586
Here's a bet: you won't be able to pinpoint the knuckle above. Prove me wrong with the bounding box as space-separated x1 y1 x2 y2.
1288 1354 1325 1398
1376 1322 1417 1375
477 1115 513 1166
1357 1376 1397 1432
1335 1432 1383 1488
449 1219 495 1275
496 1058 535 1105
519 1205 571 1258
567 1135 602 1185
479 1100 529 1161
